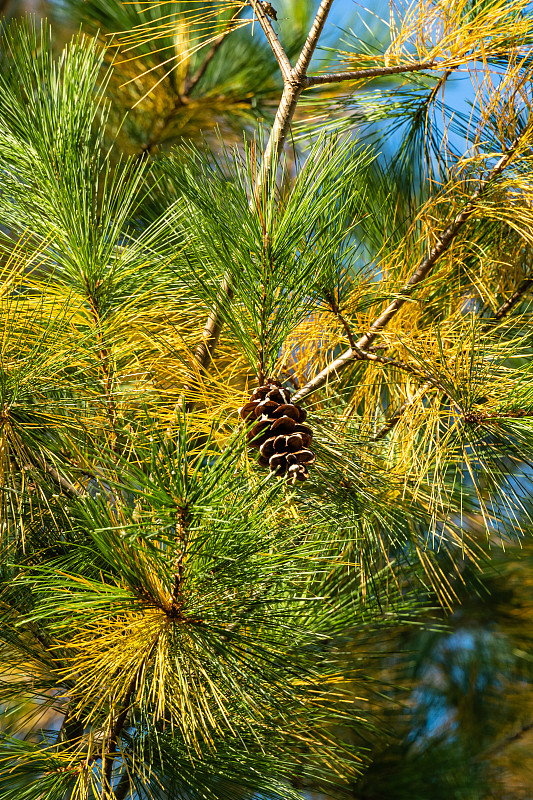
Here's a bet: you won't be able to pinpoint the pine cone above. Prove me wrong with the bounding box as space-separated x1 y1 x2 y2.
239 378 315 484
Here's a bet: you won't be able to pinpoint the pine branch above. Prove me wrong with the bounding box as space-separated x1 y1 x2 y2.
139 98 187 158
56 704 85 749
371 383 431 442
356 347 460 405
184 8 245 94
292 129 529 404
113 770 131 800
304 60 435 87
98 637 159 799
294 0 336 78
100 671 141 800
370 275 533 442
482 720 533 757
425 67 454 107
170 505 190 617
87 292 119 453
193 277 234 374
139 9 246 157
32 452 85 499
492 277 533 321
221 582 270 642
190 0 336 381
260 0 335 174
326 296 457 401
249 0 292 81
325 293 357 351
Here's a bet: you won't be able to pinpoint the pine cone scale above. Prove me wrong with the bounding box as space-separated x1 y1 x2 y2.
240 377 315 484
274 404 304 421
270 415 297 433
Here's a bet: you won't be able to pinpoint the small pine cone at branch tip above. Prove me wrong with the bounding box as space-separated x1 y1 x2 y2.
239 377 315 485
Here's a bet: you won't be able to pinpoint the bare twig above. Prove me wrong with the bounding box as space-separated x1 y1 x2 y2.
32 452 85 499
259 0 335 176
221 582 271 642
170 506 190 617
193 277 234 374
249 0 292 80
87 293 119 452
326 294 357 352
492 277 533 321
294 0 336 78
292 130 528 404
304 60 435 87
371 383 432 442
140 9 246 157
370 275 533 442
356 347 458 404
326 299 454 399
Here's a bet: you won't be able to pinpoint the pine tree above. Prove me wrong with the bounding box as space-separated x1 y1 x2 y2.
1 1 533 798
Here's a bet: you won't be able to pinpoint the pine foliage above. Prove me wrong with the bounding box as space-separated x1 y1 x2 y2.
1 0 533 797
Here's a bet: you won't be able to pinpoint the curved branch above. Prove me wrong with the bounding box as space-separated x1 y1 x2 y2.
292 129 529 403
185 8 245 95
483 720 533 758
370 382 432 442
101 671 139 800
100 639 158 799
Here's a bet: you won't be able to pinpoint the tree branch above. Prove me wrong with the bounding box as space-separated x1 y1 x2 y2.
258 0 336 174
249 0 292 81
32 452 85 499
113 769 132 800
294 0 336 79
292 130 528 404
221 582 271 642
101 669 142 800
370 382 432 442
139 10 247 157
193 276 234 374
370 275 533 442
325 297 456 400
187 0 336 394
492 277 533 321
355 348 458 404
184 9 245 95
170 506 190 617
327 298 357 352
304 60 435 87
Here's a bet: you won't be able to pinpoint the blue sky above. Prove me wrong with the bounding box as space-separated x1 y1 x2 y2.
309 0 475 159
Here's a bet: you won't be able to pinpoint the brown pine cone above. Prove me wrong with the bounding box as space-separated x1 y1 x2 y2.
239 377 315 484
